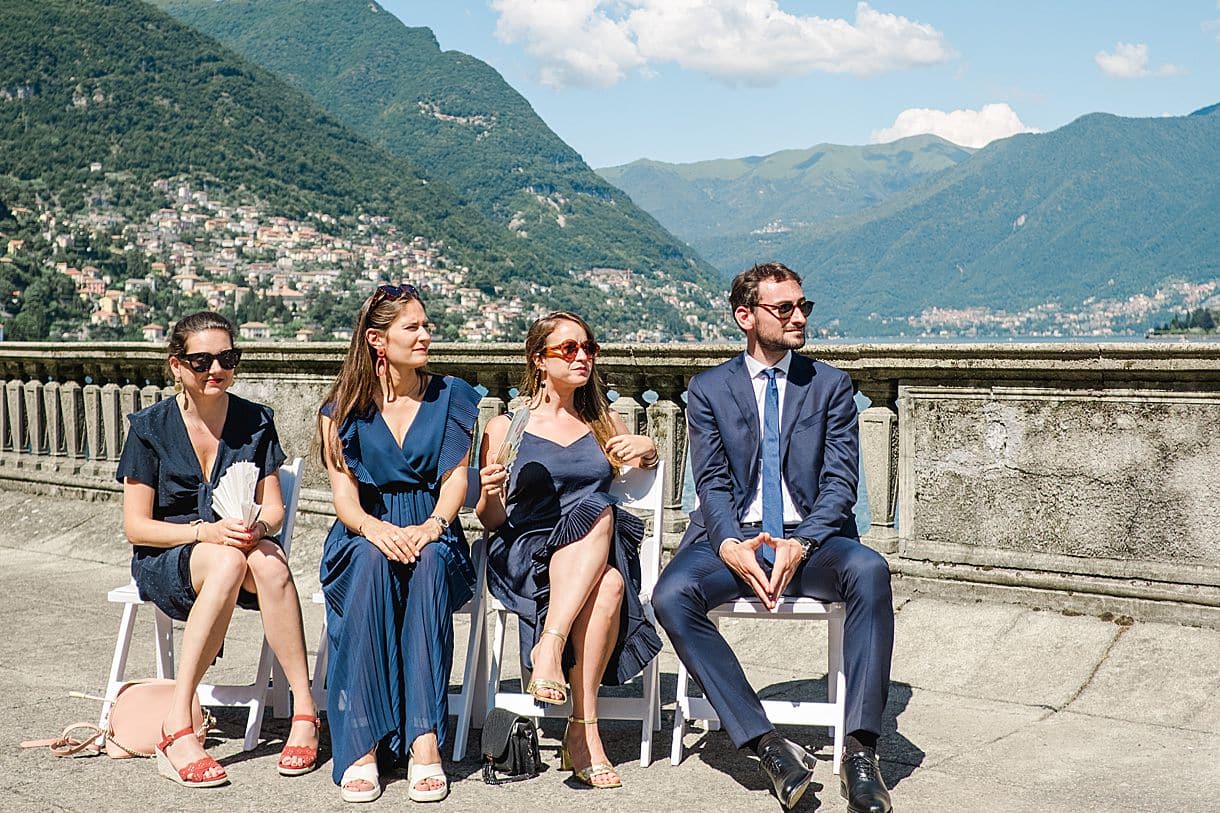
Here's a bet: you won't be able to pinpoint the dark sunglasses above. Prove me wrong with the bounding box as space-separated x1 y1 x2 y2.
372 283 420 305
177 348 242 373
754 298 814 320
543 339 600 362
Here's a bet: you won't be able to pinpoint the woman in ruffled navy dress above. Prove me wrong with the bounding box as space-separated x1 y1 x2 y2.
477 311 662 790
117 312 319 788
317 284 479 804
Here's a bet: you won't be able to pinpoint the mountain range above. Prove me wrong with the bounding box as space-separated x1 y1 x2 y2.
599 135 974 257
602 109 1220 334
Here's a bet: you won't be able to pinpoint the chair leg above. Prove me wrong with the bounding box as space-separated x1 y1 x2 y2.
452 594 487 762
242 639 276 752
670 658 690 766
485 609 507 715
704 615 721 731
100 602 139 730
640 660 658 766
152 608 175 679
311 613 329 713
828 613 846 775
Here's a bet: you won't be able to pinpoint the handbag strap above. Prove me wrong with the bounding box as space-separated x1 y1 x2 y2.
482 760 537 785
20 723 104 757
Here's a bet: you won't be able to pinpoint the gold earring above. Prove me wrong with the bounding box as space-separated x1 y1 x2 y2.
173 378 183 394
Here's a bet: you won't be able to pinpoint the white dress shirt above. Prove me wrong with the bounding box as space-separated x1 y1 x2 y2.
739 351 802 526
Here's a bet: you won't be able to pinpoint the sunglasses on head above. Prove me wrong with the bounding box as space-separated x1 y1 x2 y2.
177 348 242 373
754 298 814 320
543 339 600 362
372 283 420 305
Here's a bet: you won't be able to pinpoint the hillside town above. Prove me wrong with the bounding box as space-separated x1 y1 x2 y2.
878 280 1219 338
1 174 728 343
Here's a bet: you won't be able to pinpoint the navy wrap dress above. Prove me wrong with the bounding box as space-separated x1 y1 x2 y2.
487 430 662 686
115 394 286 622
319 375 479 783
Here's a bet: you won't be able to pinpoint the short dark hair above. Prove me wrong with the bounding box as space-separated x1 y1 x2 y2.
729 262 802 311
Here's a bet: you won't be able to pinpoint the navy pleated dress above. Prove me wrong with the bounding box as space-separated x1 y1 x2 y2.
319 375 479 784
486 430 662 686
115 395 286 622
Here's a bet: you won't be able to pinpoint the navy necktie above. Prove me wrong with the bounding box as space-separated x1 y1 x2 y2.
760 367 782 564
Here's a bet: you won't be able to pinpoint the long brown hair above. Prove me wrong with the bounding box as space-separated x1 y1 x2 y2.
317 287 428 471
520 311 620 474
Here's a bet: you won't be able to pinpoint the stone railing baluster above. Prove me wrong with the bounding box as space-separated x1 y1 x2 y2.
23 380 46 456
608 376 647 435
100 384 123 462
857 381 900 554
6 380 27 453
83 384 103 461
475 396 506 458
61 382 85 459
140 384 163 410
119 385 140 450
44 381 65 456
647 376 689 539
0 379 10 453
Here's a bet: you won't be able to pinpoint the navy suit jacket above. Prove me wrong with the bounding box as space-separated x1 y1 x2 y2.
681 352 860 555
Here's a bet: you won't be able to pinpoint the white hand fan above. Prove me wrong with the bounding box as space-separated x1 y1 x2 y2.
496 406 531 473
212 460 262 527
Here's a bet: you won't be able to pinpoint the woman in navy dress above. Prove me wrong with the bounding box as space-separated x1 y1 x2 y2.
317 284 479 804
117 312 319 788
477 311 662 790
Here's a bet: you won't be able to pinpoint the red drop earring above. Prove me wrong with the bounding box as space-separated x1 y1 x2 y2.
377 346 396 403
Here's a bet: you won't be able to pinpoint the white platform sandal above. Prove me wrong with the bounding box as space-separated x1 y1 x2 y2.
340 761 381 804
407 754 449 803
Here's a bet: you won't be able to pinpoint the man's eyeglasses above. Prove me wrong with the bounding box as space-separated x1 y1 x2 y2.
754 298 814 320
177 349 242 373
543 339 601 362
371 283 420 305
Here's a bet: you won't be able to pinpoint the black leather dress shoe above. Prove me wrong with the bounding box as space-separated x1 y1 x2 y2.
757 738 815 810
840 750 892 813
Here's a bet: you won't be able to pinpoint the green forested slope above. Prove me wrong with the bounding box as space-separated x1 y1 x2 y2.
0 0 538 279
155 0 720 290
598 135 973 266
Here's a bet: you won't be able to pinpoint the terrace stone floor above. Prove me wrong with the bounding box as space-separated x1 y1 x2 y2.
1 490 1217 812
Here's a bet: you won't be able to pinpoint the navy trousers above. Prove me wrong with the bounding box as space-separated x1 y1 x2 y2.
652 533 894 748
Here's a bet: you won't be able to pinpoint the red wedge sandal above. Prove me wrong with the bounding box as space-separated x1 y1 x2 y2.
277 714 322 776
155 725 228 788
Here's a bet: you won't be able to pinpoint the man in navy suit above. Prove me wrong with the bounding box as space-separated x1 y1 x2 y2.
653 262 894 813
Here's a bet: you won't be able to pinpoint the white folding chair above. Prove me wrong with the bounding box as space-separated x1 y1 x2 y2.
100 457 306 752
669 593 846 773
482 462 666 767
310 467 490 761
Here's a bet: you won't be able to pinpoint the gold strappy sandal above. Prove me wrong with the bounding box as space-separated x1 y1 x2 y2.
526 628 569 706
561 716 622 789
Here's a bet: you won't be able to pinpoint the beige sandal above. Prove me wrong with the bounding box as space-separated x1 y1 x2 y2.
339 761 381 803
407 752 449 803
561 716 622 789
526 628 569 706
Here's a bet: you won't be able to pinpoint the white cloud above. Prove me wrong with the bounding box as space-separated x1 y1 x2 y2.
1094 42 1185 79
1205 5 1220 43
869 103 1037 149
491 0 953 89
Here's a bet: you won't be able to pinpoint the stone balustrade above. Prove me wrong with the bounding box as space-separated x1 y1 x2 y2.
1 340 1218 627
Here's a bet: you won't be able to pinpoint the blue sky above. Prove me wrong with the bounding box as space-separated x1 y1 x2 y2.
379 1 1220 168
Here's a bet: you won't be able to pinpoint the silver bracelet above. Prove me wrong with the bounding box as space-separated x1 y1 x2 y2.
429 514 450 533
